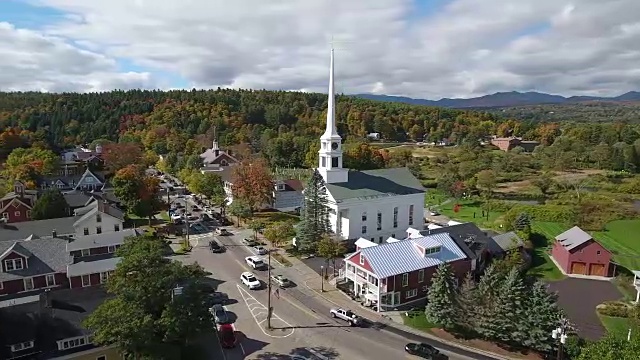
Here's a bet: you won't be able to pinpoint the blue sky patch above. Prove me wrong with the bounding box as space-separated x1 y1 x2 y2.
0 0 65 29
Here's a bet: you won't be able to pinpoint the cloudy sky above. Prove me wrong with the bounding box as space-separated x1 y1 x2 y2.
1 0 639 99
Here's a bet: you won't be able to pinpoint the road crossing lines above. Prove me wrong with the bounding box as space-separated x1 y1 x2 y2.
235 284 294 338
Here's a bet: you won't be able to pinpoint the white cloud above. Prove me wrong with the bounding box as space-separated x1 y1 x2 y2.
1 0 639 97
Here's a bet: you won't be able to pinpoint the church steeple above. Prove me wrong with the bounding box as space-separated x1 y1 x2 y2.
318 47 348 184
212 125 219 151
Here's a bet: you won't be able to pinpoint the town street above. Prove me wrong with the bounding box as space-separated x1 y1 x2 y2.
172 222 480 360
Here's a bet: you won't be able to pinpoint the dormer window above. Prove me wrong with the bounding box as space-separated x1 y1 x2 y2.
277 184 285 191
425 246 442 255
4 258 24 271
11 341 34 352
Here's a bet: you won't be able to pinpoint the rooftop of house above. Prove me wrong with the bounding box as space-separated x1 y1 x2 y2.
74 200 124 223
0 287 110 358
418 222 502 258
0 237 71 282
63 191 94 208
555 226 594 251
0 217 78 242
492 231 525 252
67 256 121 277
66 229 139 253
325 167 425 201
200 165 235 182
347 232 469 278
277 179 304 192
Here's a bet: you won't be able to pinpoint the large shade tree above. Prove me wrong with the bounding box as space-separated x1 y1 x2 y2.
112 165 162 224
31 188 68 220
84 234 212 359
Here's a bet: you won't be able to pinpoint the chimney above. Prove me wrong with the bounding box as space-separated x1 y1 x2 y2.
39 289 52 313
52 229 57 238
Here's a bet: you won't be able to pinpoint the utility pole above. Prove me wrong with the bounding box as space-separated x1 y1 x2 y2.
551 318 568 360
184 199 190 247
266 243 273 330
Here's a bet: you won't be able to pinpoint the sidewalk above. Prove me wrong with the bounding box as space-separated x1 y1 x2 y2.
286 255 515 360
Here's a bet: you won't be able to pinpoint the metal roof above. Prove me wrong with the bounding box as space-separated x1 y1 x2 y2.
66 256 121 277
325 167 425 201
555 226 593 251
359 232 468 278
66 229 139 252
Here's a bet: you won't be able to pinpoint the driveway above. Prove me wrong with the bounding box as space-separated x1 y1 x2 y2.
546 278 622 340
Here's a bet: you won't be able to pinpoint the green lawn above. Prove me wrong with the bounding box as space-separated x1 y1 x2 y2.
253 211 300 226
436 198 504 229
401 313 438 332
598 314 632 338
424 189 448 207
160 211 171 221
529 222 566 281
533 220 640 271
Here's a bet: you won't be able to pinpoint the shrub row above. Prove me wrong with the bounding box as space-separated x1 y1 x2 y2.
505 204 575 223
597 301 632 318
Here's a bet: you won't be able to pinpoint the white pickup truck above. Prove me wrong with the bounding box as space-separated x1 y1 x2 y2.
329 308 362 326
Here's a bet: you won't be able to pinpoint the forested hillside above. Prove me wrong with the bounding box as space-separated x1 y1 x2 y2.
1 89 640 172
486 101 640 123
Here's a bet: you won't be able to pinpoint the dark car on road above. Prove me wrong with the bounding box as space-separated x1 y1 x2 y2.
209 240 224 253
404 343 439 359
218 324 236 348
205 291 229 306
210 304 231 324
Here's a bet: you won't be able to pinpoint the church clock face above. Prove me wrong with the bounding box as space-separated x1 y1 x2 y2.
331 142 339 150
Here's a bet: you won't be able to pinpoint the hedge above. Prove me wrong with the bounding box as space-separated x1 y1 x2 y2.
596 301 631 318
504 204 575 223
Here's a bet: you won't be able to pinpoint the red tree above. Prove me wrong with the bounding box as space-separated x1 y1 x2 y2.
102 142 143 173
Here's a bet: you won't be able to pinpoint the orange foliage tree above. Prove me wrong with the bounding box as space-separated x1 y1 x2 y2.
112 165 162 224
102 142 144 173
231 159 274 213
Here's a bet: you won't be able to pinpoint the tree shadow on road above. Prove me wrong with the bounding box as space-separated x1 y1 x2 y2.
235 331 268 357
252 346 340 360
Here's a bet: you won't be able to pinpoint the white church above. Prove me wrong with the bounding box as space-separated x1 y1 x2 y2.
317 49 426 245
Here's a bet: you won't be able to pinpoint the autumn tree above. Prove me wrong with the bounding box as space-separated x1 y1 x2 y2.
248 220 266 240
316 234 347 276
102 142 144 173
343 142 386 170
227 199 252 226
31 189 68 220
193 173 226 214
112 165 162 224
263 221 296 249
475 169 497 197
2 147 59 188
231 159 274 212
0 128 27 160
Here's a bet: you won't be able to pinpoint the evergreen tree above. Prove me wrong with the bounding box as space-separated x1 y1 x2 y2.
425 263 459 330
457 272 479 330
474 265 502 339
492 268 527 345
522 281 562 352
513 212 531 233
297 170 331 253
31 188 68 220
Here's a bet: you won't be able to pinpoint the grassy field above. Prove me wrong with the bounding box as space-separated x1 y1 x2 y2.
529 222 566 281
401 312 437 332
437 199 504 229
252 211 300 226
598 315 632 338
534 220 640 271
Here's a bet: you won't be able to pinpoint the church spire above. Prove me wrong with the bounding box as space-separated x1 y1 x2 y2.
322 48 338 138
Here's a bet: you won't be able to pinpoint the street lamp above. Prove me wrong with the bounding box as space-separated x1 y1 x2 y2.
320 265 325 292
551 320 568 360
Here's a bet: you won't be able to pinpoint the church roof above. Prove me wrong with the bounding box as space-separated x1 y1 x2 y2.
325 167 425 201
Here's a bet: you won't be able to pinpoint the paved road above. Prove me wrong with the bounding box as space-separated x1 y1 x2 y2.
172 223 477 360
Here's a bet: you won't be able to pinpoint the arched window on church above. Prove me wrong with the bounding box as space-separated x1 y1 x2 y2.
361 212 367 222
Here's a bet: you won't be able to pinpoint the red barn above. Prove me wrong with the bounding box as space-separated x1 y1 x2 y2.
551 226 612 277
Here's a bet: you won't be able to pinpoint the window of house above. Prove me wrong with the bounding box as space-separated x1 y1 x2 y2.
418 269 425 283
5 258 24 271
58 336 88 351
331 157 339 167
96 214 102 222
26 210 31 218
402 273 408 287
379 236 383 243
114 224 120 231
108 245 116 253
409 205 414 226
100 272 110 284
361 225 367 234
86 176 93 182
10 341 34 352
370 238 374 242
81 275 91 287
393 207 398 228
46 274 56 287
81 249 91 257
321 157 326 167
597 250 601 255
24 278 34 291
406 289 418 298
83 227 89 235
14 211 20 217
2 212 8 219
376 211 382 230
359 254 365 265
96 226 102 234
392 233 396 239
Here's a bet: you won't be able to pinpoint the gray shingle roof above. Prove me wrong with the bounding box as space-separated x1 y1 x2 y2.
0 217 78 242
356 233 468 278
422 222 500 258
492 231 525 252
66 257 121 277
66 229 139 252
325 167 425 201
0 237 71 281
555 226 593 251
63 191 93 208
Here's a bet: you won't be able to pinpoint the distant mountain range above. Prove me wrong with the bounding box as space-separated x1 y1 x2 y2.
354 91 640 109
